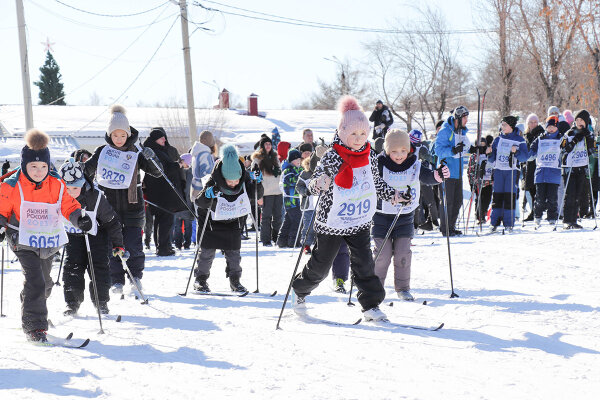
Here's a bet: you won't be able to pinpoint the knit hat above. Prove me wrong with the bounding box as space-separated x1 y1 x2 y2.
315 145 327 158
220 144 242 180
516 123 525 134
373 137 384 154
547 106 560 116
546 115 559 128
563 110 574 125
409 129 423 144
299 143 313 153
59 157 86 187
526 113 539 125
485 135 494 146
287 149 301 163
384 129 410 154
277 141 290 161
574 109 591 127
502 115 518 130
200 130 215 148
21 129 51 173
107 104 131 137
336 96 369 144
149 127 167 141
376 99 383 105
180 153 192 166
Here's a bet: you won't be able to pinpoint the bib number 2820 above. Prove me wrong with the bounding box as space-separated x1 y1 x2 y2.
337 199 371 217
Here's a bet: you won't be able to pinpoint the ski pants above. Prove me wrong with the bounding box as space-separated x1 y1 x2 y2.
301 209 316 247
534 183 559 221
152 208 174 254
490 169 518 228
195 248 242 280
277 206 301 247
439 178 463 233
419 184 439 225
293 228 385 311
15 249 55 332
260 194 283 245
109 226 144 285
173 211 193 248
63 230 110 306
476 184 493 223
373 237 412 292
563 167 586 224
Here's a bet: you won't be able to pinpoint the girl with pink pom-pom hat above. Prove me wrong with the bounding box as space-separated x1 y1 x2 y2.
289 95 406 322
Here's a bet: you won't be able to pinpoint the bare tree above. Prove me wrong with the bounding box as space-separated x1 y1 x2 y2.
576 0 600 119
310 59 370 110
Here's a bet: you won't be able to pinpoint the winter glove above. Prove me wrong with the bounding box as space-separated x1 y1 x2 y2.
250 166 263 183
315 174 332 192
141 147 156 160
479 161 487 179
272 166 282 177
77 214 93 232
391 186 412 205
204 186 218 199
112 247 126 258
574 129 585 143
451 142 466 155
434 165 450 182
0 227 5 243
436 161 448 180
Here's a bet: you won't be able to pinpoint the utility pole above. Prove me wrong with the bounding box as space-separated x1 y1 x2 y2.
15 0 34 130
179 0 197 144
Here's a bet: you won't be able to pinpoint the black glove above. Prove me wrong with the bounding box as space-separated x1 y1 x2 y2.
574 130 585 143
401 185 413 202
0 228 5 243
272 166 281 177
436 161 447 180
77 214 93 232
452 142 466 155
479 161 487 179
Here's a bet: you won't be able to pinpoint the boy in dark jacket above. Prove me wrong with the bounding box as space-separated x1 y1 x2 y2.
372 130 448 301
194 145 263 293
277 149 303 248
58 159 124 315
83 105 162 295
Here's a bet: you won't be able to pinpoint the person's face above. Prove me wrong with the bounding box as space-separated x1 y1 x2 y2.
110 130 128 147
155 137 166 146
480 139 486 147
527 120 538 130
301 151 311 159
346 129 368 150
500 121 513 134
546 125 558 134
225 179 239 188
460 115 468 127
263 142 272 153
66 186 82 198
575 117 586 129
291 158 302 167
376 103 383 110
244 159 251 168
389 147 409 164
550 111 559 117
435 126 442 134
26 161 48 182
303 130 313 144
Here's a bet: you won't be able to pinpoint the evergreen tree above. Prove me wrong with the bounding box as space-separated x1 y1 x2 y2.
34 51 66 105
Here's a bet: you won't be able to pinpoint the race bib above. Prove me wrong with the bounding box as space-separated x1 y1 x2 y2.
97 146 138 189
211 187 252 221
495 137 520 170
536 139 561 169
380 161 420 214
18 183 68 248
322 165 377 229
566 139 589 168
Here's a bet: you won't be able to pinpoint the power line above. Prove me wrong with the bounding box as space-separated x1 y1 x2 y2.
194 1 495 35
73 15 180 135
53 0 171 18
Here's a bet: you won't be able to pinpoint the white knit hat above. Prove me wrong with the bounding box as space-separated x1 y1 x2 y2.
107 104 131 137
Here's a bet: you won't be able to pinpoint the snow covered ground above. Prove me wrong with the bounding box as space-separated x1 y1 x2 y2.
0 184 599 399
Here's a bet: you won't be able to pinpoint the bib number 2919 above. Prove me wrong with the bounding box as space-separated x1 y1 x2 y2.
337 199 371 217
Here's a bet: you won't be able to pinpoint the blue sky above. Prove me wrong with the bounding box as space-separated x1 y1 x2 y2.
0 0 482 109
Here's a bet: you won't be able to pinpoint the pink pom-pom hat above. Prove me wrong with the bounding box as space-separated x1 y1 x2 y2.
336 95 370 144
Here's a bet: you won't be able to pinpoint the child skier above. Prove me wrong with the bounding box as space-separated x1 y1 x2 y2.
467 135 494 225
487 116 529 233
291 95 403 322
194 145 263 293
527 116 563 226
58 159 125 316
296 153 319 254
372 130 449 301
277 149 303 248
560 110 595 229
0 129 92 342
83 105 161 295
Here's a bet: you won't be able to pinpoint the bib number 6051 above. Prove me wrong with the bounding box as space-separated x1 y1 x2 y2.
337 199 371 217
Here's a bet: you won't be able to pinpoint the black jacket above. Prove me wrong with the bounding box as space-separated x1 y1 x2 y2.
71 186 124 248
83 127 162 228
142 137 186 213
524 125 545 191
561 126 595 168
195 159 264 250
369 105 394 130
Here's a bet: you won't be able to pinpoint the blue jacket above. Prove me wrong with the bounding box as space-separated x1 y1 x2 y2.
528 130 563 185
434 116 470 179
488 129 528 166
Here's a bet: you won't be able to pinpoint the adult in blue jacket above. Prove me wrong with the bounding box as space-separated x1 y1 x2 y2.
487 116 529 232
527 116 563 226
434 106 471 236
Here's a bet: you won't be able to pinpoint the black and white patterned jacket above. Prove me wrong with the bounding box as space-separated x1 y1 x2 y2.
308 135 396 236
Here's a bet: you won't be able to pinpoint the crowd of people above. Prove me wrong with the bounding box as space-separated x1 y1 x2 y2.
0 96 598 342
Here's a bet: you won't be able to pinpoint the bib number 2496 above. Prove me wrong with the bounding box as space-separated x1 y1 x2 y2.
337 199 371 217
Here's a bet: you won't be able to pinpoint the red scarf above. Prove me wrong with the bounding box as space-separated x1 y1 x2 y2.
332 143 371 189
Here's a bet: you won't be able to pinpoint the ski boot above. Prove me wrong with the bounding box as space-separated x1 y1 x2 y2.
534 218 542 228
565 223 583 230
111 283 123 295
363 306 387 322
293 295 307 316
63 303 79 316
26 329 48 343
97 302 109 315
303 245 311 255
333 278 347 294
229 276 247 293
397 290 414 301
193 275 210 293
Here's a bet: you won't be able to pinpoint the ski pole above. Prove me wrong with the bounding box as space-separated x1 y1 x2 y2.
555 166 573 231
135 143 198 219
584 139 598 230
179 198 214 296
1 238 6 317
290 208 306 258
348 187 410 306
276 192 322 330
54 246 65 286
121 254 148 305
144 199 176 215
439 161 459 298
81 214 104 334
250 190 260 293
509 153 515 230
